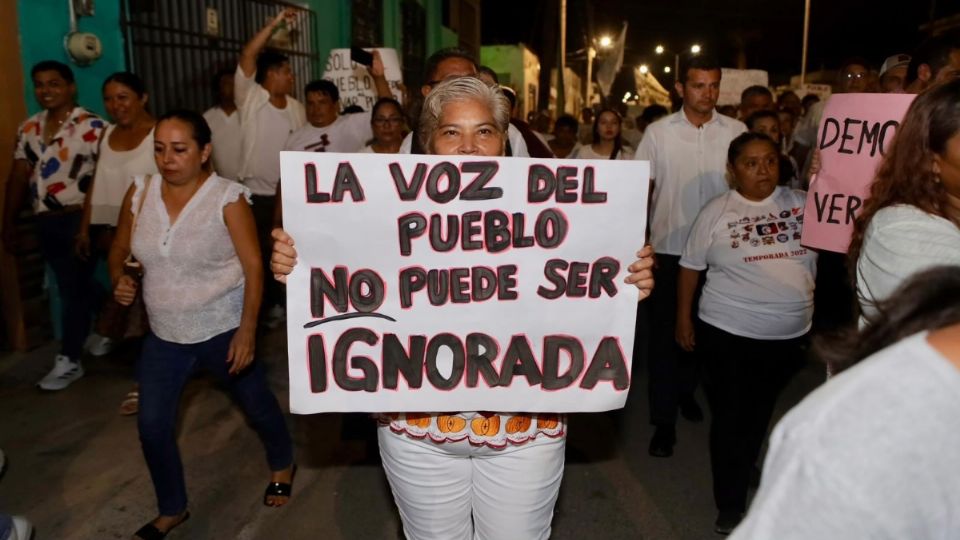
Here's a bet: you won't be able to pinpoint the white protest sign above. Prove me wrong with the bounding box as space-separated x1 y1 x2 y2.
719 68 770 106
322 48 403 111
280 152 649 414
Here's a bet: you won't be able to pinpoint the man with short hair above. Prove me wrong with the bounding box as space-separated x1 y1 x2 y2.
634 55 747 459
284 57 392 154
738 85 774 121
203 68 242 181
879 54 911 93
2 61 105 390
236 9 306 324
398 48 529 157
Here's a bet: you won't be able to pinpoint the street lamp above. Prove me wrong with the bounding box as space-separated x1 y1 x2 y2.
655 43 703 83
599 35 613 48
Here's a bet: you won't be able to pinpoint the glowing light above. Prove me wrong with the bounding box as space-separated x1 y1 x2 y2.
664 66 672 74
599 35 613 48
691 44 702 54
639 64 649 74
655 45 665 54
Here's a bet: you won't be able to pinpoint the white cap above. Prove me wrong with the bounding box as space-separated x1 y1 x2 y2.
880 54 911 77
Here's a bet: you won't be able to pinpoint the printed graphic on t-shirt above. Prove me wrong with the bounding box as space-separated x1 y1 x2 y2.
304 134 331 152
726 206 804 259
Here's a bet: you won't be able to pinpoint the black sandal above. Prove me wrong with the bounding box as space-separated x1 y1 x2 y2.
263 464 297 507
133 512 190 539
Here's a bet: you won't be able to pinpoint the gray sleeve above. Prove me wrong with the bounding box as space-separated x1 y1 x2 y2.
731 426 881 540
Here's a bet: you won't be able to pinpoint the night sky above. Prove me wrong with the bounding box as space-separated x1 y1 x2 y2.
482 0 958 89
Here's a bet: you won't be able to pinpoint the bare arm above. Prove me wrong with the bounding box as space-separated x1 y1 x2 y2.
369 50 392 99
224 195 262 374
2 159 33 252
109 184 139 306
238 9 293 78
675 267 701 351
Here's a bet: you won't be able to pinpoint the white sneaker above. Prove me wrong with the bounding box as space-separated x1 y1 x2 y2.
85 333 114 357
37 355 84 391
11 515 33 540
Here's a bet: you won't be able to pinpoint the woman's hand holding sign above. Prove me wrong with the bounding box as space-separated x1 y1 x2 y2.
626 245 655 301
270 228 297 283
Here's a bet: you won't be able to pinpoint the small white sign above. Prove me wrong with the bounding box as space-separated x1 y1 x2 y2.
322 48 404 111
719 68 770 106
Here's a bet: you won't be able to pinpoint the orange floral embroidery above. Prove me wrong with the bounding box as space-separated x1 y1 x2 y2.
436 415 467 433
505 415 533 434
405 413 431 428
536 414 560 430
470 414 501 436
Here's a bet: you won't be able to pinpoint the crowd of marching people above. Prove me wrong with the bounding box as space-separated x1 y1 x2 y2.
3 5 960 538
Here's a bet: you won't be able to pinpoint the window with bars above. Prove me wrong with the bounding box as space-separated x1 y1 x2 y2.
122 0 318 114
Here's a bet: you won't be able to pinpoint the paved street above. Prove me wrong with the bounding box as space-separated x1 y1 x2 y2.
0 324 823 540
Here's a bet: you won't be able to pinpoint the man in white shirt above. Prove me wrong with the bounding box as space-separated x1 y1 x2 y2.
634 54 747 458
284 59 392 154
236 9 306 323
203 68 242 181
398 48 530 157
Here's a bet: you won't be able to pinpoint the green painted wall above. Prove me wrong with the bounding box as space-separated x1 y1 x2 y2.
309 0 454 78
17 0 126 117
304 0 351 78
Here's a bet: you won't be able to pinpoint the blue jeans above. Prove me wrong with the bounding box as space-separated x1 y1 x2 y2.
0 514 11 540
137 329 293 515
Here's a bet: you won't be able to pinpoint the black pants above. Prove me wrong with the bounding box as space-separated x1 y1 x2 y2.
251 194 283 310
812 250 855 332
647 254 701 427
698 320 805 514
36 210 97 359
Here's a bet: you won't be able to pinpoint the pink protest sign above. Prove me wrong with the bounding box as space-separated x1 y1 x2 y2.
800 93 915 253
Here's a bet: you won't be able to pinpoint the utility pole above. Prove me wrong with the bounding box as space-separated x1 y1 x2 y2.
801 0 811 85
557 0 567 115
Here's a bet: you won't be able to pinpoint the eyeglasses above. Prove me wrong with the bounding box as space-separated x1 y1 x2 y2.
373 116 404 126
844 72 867 80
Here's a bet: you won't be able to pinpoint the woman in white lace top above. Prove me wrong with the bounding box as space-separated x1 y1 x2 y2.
108 110 294 539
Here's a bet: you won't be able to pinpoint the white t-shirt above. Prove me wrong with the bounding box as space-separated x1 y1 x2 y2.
680 186 817 339
731 332 960 540
570 144 634 160
245 102 294 195
635 110 747 255
203 106 243 181
284 113 373 153
856 204 960 322
233 65 305 194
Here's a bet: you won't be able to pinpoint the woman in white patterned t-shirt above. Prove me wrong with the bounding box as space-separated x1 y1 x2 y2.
109 110 294 539
676 132 817 535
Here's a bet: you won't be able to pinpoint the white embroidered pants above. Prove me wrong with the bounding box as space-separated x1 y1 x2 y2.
377 426 567 540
